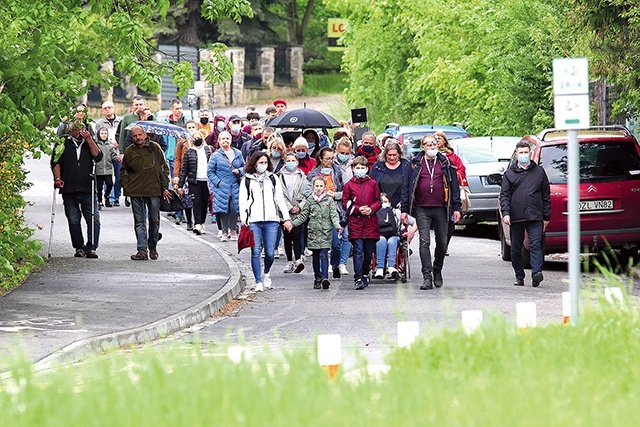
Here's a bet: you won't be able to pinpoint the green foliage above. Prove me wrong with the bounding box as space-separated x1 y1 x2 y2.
302 73 347 95
327 0 577 135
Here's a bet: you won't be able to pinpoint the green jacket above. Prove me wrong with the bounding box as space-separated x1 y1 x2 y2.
291 193 340 249
120 141 169 197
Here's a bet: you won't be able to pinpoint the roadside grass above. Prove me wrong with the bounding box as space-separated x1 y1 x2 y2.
302 73 347 96
1 277 639 426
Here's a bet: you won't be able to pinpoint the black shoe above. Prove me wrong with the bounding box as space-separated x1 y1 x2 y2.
104 197 112 208
175 216 182 225
124 197 130 207
321 279 330 290
85 250 98 259
313 278 322 289
74 248 86 258
113 200 120 207
354 279 366 290
532 271 544 287
420 276 433 290
362 275 370 288
158 233 162 241
186 223 193 231
433 270 443 288
333 267 341 279
514 277 525 286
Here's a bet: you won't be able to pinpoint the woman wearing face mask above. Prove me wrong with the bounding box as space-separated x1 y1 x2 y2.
306 147 347 279
240 152 293 292
178 127 214 235
173 120 200 230
204 115 228 150
207 131 245 240
277 151 307 273
291 137 316 175
302 129 321 159
370 140 412 209
266 134 286 173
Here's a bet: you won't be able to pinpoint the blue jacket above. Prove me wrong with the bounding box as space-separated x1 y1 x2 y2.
207 148 245 214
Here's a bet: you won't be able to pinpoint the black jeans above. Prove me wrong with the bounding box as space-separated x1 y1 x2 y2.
510 220 544 278
96 175 113 203
191 180 210 225
414 206 448 279
284 224 303 262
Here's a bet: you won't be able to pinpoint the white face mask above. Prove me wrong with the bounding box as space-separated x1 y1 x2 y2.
426 148 439 158
231 124 241 133
256 163 268 174
382 202 390 209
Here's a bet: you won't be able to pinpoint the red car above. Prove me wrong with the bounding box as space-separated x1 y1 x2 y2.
493 126 640 266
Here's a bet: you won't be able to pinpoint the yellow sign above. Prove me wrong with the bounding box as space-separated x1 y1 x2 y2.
328 18 348 52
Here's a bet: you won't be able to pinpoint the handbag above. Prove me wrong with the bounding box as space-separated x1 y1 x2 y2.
159 189 185 212
237 224 255 253
460 186 471 212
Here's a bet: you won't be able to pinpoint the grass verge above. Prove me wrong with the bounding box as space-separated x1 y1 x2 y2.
302 73 347 96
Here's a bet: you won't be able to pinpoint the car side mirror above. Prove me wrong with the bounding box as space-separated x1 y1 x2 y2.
487 173 502 186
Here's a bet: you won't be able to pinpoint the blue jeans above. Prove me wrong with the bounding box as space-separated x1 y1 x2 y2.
339 226 352 266
510 220 544 278
250 221 280 283
351 238 376 281
312 248 329 279
62 192 100 251
110 161 121 202
131 196 161 252
376 235 400 269
414 206 448 279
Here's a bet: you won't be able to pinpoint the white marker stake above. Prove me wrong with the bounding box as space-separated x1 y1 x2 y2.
317 334 341 380
516 302 537 332
604 287 624 305
461 310 483 334
397 321 420 348
562 292 571 325
227 345 252 364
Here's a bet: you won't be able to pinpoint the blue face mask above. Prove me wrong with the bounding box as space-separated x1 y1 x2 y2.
354 168 367 179
337 153 351 163
321 167 332 175
308 143 316 151
271 150 281 158
296 151 307 159
285 161 297 171
518 153 530 165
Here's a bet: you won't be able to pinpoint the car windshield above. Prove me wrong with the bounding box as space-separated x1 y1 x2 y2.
540 141 640 184
402 131 468 157
456 142 515 164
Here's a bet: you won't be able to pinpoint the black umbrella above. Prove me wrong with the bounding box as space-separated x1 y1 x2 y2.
268 108 341 129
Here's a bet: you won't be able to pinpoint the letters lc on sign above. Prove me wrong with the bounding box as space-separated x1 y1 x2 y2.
328 18 348 52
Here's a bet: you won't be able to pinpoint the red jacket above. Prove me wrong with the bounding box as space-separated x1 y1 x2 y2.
341 175 381 239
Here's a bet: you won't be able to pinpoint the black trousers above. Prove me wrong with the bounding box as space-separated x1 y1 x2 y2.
191 180 210 225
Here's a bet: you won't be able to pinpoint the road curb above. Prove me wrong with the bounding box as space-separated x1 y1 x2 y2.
31 220 246 371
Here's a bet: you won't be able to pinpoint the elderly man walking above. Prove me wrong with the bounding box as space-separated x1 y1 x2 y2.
120 126 172 261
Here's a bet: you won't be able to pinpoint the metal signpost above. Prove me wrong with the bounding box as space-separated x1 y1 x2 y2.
552 58 590 325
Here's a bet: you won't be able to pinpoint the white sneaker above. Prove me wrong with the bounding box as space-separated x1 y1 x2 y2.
374 268 384 279
263 272 272 289
387 267 399 280
339 264 350 275
283 261 295 273
294 258 305 273
304 248 312 257
220 233 229 242
255 282 264 292
200 224 207 235
217 230 223 238
277 245 285 257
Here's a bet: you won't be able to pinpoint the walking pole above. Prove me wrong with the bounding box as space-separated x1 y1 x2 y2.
47 187 56 259
90 160 96 250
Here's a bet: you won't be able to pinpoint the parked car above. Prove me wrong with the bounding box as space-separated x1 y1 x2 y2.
450 136 521 226
489 126 640 266
383 124 471 158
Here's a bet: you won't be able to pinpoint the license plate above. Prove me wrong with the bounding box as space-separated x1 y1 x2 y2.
579 199 613 211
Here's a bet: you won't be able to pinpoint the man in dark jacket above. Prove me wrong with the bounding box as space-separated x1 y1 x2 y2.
51 121 103 258
499 139 551 287
121 126 172 261
400 135 461 290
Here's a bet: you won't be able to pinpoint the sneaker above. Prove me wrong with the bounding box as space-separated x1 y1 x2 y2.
131 251 148 261
74 248 86 258
294 259 305 273
354 279 366 290
532 271 544 287
274 250 280 259
338 264 350 275
200 224 207 235
513 277 525 286
124 197 131 207
283 261 295 273
304 248 312 257
217 229 223 238
174 216 182 225
210 214 216 224
420 276 433 290
104 198 112 208
113 200 120 207
230 230 238 241
374 268 384 279
321 279 330 290
85 250 98 259
220 233 229 242
263 272 272 289
362 275 370 288
313 278 322 289
255 282 264 292
434 269 443 288
193 224 202 235
149 249 158 260
277 245 285 257
388 267 399 280
332 267 341 279
186 223 193 231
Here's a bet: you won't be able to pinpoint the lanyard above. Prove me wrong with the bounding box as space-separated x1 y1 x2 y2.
424 157 436 193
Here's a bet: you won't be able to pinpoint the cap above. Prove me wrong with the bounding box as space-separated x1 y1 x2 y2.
273 98 287 107
229 114 241 122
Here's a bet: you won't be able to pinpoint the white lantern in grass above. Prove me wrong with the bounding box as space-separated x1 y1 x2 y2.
397 321 420 348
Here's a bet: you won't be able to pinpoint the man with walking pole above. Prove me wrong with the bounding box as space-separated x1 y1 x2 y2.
51 121 103 258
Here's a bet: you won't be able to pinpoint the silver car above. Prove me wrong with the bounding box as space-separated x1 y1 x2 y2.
451 136 521 226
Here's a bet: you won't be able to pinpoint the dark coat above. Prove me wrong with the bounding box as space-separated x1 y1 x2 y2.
499 161 551 223
341 175 381 240
51 137 104 194
178 145 214 187
370 158 412 208
401 151 462 221
120 141 169 197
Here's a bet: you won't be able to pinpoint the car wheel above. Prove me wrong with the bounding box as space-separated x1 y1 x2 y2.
500 225 511 262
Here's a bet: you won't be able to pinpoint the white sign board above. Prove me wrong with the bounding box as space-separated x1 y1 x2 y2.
554 94 590 130
553 58 590 130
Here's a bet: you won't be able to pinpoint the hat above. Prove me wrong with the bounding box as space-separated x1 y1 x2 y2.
273 98 287 107
229 114 242 122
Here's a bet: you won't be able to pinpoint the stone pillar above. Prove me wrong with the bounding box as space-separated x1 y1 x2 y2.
289 46 304 89
228 47 245 106
258 47 275 90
